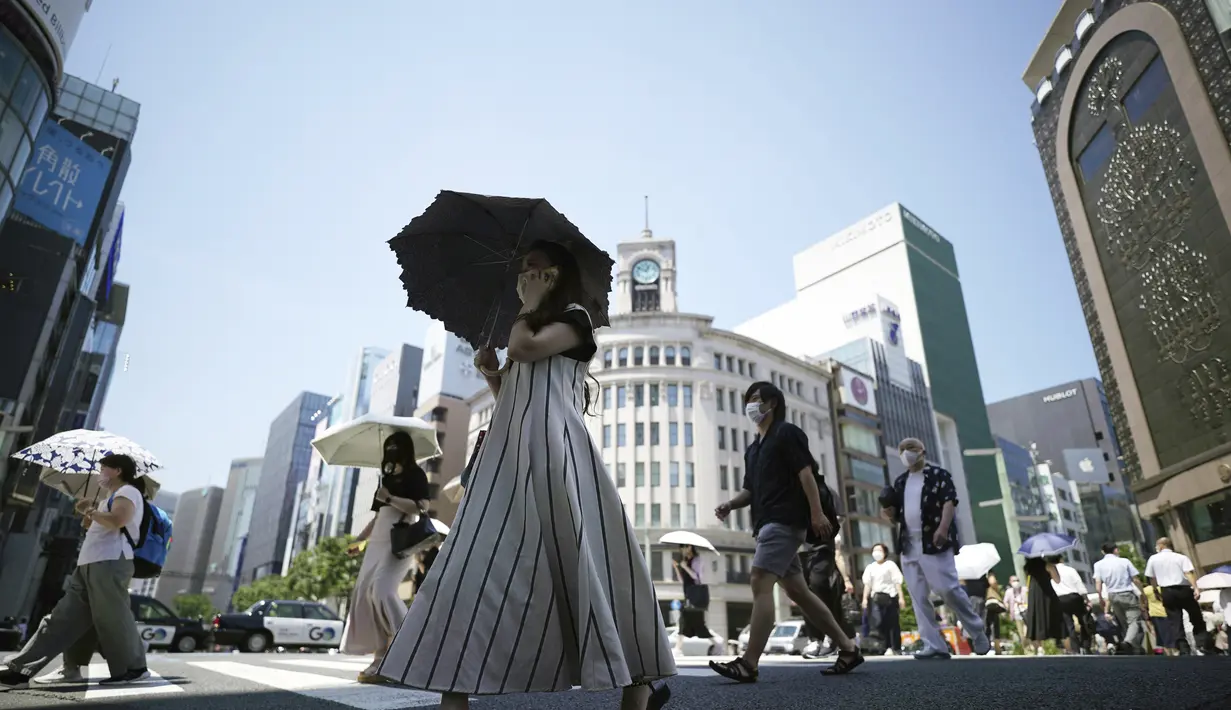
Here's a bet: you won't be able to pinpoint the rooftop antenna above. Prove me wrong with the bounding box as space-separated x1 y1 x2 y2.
111 77 120 93
641 195 652 238
94 43 112 85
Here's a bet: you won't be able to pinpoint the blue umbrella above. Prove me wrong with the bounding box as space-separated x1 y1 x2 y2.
1017 532 1077 558
1212 565 1231 575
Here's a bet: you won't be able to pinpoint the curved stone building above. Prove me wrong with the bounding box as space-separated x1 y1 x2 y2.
1026 0 1231 569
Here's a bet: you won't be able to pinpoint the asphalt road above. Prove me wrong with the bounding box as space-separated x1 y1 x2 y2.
1 652 1229 710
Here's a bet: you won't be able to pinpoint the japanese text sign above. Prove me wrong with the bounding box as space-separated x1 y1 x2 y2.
14 119 111 245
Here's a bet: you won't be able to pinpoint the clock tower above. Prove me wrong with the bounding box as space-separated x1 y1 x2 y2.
614 224 678 316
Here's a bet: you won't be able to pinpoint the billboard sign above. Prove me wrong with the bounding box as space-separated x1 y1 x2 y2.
838 366 877 417
14 119 111 245
1062 448 1112 485
15 0 92 73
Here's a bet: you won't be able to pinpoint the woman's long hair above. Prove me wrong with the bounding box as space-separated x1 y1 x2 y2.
519 239 600 415
1024 557 1058 599
383 431 429 500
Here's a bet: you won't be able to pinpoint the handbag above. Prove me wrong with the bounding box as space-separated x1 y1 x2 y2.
684 583 710 610
390 507 440 560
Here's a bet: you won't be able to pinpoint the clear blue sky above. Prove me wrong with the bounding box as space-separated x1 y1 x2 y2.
68 1 1091 494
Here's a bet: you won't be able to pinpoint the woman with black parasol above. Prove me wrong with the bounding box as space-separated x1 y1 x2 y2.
379 236 673 710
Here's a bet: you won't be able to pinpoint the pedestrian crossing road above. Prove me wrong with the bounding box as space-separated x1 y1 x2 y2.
1 652 1229 710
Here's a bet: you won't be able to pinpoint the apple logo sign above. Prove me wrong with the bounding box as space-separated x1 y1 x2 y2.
1079 458 1095 473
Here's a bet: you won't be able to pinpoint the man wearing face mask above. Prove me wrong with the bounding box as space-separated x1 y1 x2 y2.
710 382 863 682
879 438 990 659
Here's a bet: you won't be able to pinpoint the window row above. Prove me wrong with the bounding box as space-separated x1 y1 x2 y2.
603 344 692 369
602 422 694 448
610 461 696 488
602 383 693 409
633 502 698 529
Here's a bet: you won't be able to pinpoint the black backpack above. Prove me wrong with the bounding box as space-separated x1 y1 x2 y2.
807 464 842 545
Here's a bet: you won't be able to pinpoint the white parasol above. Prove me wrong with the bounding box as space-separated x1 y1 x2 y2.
1196 572 1231 590
442 476 465 503
954 543 1001 581
658 530 717 552
311 413 440 467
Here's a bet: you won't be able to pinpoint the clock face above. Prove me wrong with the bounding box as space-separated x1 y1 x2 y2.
632 259 661 285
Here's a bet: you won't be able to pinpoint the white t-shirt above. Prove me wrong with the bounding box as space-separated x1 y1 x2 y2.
863 560 904 597
1053 563 1088 596
904 472 925 541
77 484 144 566
1144 549 1194 588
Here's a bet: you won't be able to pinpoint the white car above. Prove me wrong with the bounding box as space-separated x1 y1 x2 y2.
764 620 810 655
665 626 723 656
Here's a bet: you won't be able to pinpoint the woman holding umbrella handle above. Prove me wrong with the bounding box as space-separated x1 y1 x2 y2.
378 241 674 710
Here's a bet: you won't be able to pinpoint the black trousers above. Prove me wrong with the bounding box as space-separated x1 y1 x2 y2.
800 548 855 640
1057 593 1093 650
1161 585 1209 652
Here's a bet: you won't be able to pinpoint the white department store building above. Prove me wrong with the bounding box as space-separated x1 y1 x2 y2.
464 227 840 643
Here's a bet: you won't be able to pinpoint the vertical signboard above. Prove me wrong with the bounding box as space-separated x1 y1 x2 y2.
13 119 111 245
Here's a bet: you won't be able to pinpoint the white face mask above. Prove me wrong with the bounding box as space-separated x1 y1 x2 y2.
745 402 768 424
872 549 886 562
1010 580 1021 588
900 450 921 468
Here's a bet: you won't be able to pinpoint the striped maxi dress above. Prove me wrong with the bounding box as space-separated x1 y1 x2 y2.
378 304 676 695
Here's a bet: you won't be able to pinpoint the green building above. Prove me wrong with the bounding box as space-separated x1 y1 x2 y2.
737 203 1014 580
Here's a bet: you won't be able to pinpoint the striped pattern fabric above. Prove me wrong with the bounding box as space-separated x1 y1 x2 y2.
379 306 676 695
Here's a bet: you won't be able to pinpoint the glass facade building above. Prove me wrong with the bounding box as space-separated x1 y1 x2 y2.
242 391 331 583
0 24 51 221
55 75 139 142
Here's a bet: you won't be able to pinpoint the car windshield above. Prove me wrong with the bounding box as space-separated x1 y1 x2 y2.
244 602 264 613
771 623 799 638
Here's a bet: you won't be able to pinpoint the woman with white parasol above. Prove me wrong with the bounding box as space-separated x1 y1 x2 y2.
2 430 161 690
311 414 444 683
662 531 715 643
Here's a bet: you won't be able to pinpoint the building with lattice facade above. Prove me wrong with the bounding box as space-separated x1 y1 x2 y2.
1025 0 1231 570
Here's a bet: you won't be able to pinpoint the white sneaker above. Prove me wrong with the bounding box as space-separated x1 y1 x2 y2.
33 667 84 684
884 649 896 656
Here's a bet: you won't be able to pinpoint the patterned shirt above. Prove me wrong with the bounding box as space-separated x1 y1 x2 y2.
884 464 960 555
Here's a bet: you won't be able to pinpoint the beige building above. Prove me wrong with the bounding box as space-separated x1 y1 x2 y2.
1026 0 1231 568
463 226 841 643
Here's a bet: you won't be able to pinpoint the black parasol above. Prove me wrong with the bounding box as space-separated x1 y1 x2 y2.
389 191 614 348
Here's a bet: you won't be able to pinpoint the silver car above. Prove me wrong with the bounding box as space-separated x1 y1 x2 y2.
764 620 810 655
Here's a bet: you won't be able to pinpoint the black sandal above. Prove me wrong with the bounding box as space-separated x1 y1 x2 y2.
821 648 864 675
647 682 671 710
708 657 758 683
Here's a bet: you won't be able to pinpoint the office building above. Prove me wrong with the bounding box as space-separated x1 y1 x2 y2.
371 325 479 528
369 344 424 418
344 344 428 534
465 224 841 643
205 457 261 607
0 1 92 220
156 486 224 608
988 378 1145 563
321 347 390 540
0 75 139 621
819 319 977 554
1034 459 1092 582
1025 0 1231 568
821 363 897 571
736 205 1011 578
242 391 330 583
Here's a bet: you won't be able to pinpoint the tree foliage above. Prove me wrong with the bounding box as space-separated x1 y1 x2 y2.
173 593 218 620
899 586 918 631
230 535 361 612
1117 541 1148 576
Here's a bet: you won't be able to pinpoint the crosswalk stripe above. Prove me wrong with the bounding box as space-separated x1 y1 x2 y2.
188 661 440 709
272 659 373 672
81 664 183 700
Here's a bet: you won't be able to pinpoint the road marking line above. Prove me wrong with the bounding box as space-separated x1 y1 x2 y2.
81 664 183 699
188 661 440 709
272 659 374 672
